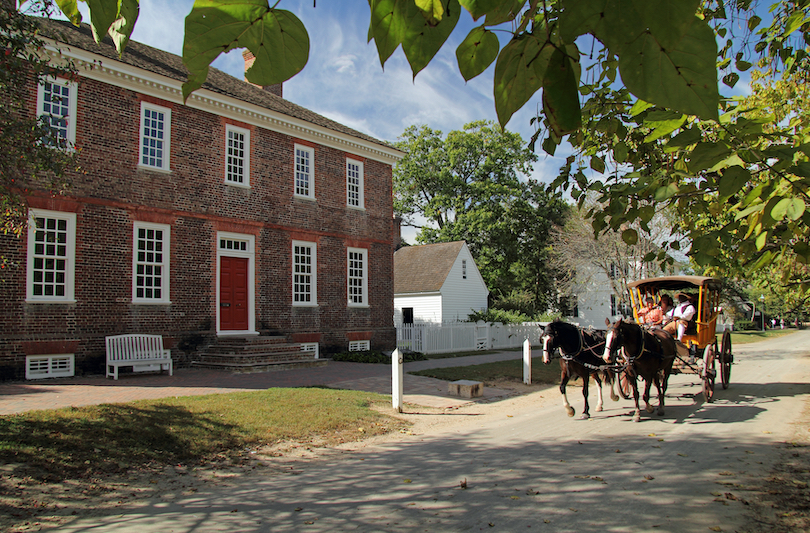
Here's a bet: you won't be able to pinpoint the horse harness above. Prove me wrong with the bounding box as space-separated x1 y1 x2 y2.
554 329 609 372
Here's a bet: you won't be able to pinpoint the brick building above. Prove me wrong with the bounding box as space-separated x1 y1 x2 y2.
0 19 402 380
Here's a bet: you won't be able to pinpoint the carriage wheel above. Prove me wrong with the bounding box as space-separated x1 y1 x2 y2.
702 344 715 403
720 330 732 390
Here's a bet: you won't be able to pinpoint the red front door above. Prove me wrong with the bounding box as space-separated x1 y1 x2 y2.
220 256 249 331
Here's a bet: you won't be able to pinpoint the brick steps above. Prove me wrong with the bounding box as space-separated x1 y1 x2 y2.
192 336 324 373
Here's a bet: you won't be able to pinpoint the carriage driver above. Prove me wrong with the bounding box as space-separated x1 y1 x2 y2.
663 292 696 341
637 296 663 326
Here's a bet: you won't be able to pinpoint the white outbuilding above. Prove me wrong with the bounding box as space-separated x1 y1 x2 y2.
394 241 489 324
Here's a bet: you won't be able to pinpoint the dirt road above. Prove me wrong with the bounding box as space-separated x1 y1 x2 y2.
34 331 810 532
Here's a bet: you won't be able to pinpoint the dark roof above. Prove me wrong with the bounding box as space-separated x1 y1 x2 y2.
36 18 396 151
394 241 465 294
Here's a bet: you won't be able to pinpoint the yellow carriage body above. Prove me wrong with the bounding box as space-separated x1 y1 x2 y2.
627 275 723 350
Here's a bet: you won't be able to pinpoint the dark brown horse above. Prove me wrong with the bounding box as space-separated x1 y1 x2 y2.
602 318 676 422
541 320 619 419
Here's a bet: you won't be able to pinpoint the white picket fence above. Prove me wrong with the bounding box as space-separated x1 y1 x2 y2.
396 321 544 354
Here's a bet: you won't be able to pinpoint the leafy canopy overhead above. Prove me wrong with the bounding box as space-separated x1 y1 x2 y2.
46 0 718 131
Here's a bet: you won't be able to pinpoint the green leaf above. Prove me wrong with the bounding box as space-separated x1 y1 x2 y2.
542 46 582 136
183 3 309 101
55 0 82 25
771 197 806 221
723 72 740 88
613 140 629 163
747 15 761 31
403 0 460 76
631 0 702 51
643 114 686 142
590 155 605 173
86 0 121 44
784 11 808 37
482 0 524 25
494 31 554 127
654 182 679 201
666 126 702 149
619 16 719 121
735 60 752 71
415 0 445 24
794 242 810 263
108 0 140 55
688 142 731 173
458 0 502 20
718 166 750 198
622 228 639 245
755 230 768 251
629 99 654 116
456 26 499 81
369 0 417 65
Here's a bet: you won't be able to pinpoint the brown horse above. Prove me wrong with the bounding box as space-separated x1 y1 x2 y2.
541 320 619 419
602 318 676 422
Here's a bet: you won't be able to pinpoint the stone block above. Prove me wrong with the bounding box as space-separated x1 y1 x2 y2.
448 379 483 398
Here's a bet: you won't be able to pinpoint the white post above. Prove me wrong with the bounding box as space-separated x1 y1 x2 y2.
392 348 403 412
523 338 532 385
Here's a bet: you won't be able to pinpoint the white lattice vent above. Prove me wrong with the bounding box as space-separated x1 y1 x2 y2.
300 342 319 359
26 354 75 380
348 340 370 352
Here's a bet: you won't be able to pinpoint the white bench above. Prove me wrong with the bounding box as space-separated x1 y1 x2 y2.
105 334 173 380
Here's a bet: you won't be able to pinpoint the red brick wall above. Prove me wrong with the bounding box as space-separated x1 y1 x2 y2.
0 71 395 380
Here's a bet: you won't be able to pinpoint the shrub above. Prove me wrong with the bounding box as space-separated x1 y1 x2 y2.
331 350 427 364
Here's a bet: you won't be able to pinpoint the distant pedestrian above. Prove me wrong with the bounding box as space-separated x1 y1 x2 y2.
781 318 785 329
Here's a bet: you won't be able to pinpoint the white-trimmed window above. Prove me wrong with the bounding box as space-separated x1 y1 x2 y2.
292 241 317 306
27 209 76 302
346 159 364 209
37 77 78 149
225 125 250 186
139 102 171 171
295 144 314 198
133 222 170 303
462 259 467 279
347 247 368 307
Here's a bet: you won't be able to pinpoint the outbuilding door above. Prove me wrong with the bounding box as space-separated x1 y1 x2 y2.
219 256 249 331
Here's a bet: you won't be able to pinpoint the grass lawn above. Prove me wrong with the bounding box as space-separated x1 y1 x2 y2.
410 357 568 386
729 328 797 344
0 388 402 482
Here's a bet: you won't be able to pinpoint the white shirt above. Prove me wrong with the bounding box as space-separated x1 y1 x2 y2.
673 301 695 321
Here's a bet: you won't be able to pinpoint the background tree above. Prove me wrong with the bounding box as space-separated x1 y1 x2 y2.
1 3 78 243
394 121 568 315
548 203 680 315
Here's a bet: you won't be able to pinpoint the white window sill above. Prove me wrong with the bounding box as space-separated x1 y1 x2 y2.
225 180 251 189
131 300 173 305
292 302 319 308
137 164 172 174
346 205 366 212
26 298 77 304
294 194 316 202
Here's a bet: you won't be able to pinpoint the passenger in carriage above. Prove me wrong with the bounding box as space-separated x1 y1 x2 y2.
663 292 696 341
637 296 663 327
659 294 674 325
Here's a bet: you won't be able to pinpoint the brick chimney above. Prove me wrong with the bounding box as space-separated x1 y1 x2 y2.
242 50 282 98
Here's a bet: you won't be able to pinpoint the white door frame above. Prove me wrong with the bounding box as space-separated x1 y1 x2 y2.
216 231 257 336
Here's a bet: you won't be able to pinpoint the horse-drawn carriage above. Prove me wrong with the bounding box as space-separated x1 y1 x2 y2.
626 275 733 402
540 275 734 422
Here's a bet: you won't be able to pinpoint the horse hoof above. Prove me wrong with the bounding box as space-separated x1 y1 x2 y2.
645 405 655 414
580 413 590 420
596 405 603 412
658 408 665 416
633 414 641 422
611 394 619 402
566 407 575 417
